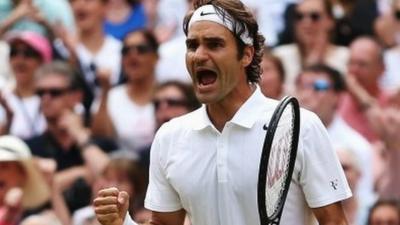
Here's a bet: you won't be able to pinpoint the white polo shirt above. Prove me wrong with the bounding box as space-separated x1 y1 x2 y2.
128 88 351 225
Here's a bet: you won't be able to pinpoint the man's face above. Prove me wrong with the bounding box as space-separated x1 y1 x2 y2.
122 32 158 81
294 0 332 45
9 41 43 86
185 21 251 104
296 71 337 123
348 39 384 89
0 161 26 205
260 56 283 99
36 75 73 121
153 85 190 127
69 0 106 31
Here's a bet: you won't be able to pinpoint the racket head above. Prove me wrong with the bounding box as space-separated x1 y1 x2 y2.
257 96 300 225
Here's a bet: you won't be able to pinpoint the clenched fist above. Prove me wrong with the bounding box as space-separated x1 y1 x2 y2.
94 187 130 225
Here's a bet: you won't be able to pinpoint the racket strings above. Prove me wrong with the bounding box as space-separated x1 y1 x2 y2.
265 106 295 217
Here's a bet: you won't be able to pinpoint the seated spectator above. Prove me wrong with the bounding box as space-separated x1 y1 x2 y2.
295 64 375 217
374 0 400 48
0 31 51 140
259 48 286 99
69 0 122 111
273 0 349 93
138 80 200 170
104 0 147 41
26 61 113 213
367 199 400 225
0 135 50 225
91 29 159 153
338 36 388 143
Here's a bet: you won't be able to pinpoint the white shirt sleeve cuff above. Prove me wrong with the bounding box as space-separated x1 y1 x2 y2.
123 213 138 225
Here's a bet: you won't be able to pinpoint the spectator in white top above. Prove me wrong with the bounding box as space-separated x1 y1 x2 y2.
0 31 51 140
273 0 349 93
69 0 122 110
91 29 158 153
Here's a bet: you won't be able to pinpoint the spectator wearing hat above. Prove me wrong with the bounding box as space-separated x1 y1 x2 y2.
0 31 52 140
0 135 50 225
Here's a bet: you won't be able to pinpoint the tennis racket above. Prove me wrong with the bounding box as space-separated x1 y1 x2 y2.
257 96 300 225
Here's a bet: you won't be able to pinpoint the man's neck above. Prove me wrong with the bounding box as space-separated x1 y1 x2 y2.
207 84 255 132
79 26 105 54
126 76 156 105
14 83 35 97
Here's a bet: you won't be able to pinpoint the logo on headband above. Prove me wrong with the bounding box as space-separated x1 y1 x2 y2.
200 11 216 16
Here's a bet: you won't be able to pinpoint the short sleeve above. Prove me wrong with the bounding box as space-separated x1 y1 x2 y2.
144 124 183 212
299 111 352 208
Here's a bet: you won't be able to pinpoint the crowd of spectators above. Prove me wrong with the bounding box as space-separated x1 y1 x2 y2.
0 0 399 224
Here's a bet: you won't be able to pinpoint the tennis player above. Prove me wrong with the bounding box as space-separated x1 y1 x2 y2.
93 0 352 224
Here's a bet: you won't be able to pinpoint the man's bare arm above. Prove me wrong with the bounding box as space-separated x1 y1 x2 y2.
312 202 348 225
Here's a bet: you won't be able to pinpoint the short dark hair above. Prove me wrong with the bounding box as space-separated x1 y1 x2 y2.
35 61 82 90
182 0 265 83
301 64 346 92
123 29 159 55
155 81 201 111
367 199 400 225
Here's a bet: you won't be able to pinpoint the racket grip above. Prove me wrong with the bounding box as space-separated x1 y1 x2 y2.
123 213 139 225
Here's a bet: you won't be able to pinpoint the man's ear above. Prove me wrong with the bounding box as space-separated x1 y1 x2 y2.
241 45 254 67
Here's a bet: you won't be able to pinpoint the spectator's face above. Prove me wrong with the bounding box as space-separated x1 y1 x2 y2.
0 162 26 206
35 75 73 121
70 0 106 31
9 41 43 86
260 56 283 99
153 85 190 127
348 39 384 89
370 205 400 225
122 32 158 81
294 0 333 45
296 71 337 124
185 21 252 104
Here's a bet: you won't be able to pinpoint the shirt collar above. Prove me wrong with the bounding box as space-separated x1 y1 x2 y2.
192 86 276 130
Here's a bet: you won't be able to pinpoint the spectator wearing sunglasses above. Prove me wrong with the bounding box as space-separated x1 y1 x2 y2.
91 29 158 154
0 31 51 140
295 64 375 225
273 0 349 94
26 61 113 214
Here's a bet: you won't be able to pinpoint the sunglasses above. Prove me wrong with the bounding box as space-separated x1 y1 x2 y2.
121 44 154 56
300 79 332 92
36 88 70 98
153 98 188 109
9 47 41 59
295 11 322 22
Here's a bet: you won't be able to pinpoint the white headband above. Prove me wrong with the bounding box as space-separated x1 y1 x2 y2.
188 4 253 46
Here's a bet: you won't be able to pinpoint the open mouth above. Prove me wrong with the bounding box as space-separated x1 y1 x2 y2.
196 69 217 86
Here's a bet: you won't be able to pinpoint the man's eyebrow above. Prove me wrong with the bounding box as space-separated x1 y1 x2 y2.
204 37 225 43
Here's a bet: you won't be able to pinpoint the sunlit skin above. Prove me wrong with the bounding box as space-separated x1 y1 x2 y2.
9 42 42 87
185 21 254 129
295 0 333 46
370 205 400 225
260 57 283 99
69 0 106 32
36 75 75 122
122 32 158 82
0 162 26 206
154 86 190 127
347 39 384 94
296 71 338 126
